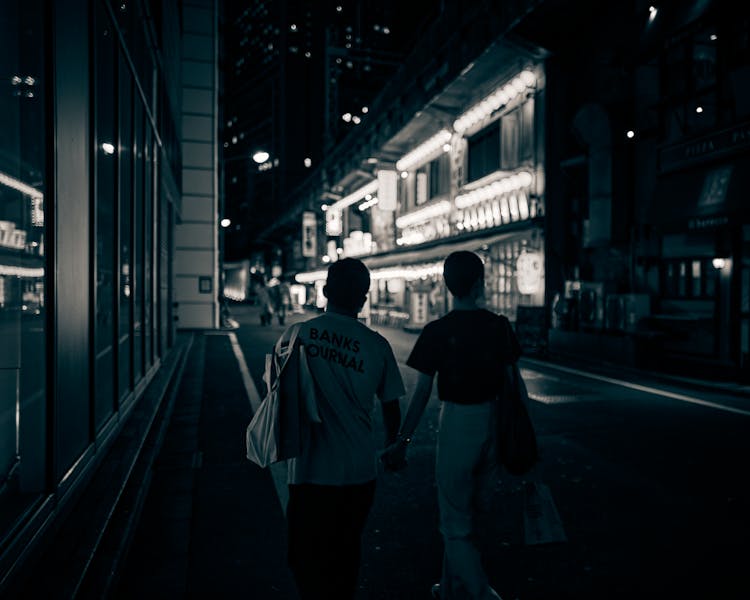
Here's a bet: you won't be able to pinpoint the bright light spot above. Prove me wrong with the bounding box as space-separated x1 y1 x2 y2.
443 143 451 152
305 51 311 58
336 248 343 255
712 258 726 269
400 171 408 179
290 24 297 31
383 27 390 34
304 157 312 168
11 75 22 85
252 150 270 163
626 130 635 139
695 106 704 113
365 194 372 200
321 204 329 211
101 142 116 155
361 106 369 114
322 255 331 263
232 136 238 144
336 5 342 11
352 115 361 124
24 76 35 86
220 218 231 228
342 112 352 122
648 5 658 20
710 34 718 41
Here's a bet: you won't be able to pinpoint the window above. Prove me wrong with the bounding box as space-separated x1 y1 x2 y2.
94 1 117 430
661 258 718 298
118 49 133 401
467 121 500 182
428 154 449 198
133 99 144 381
0 0 48 533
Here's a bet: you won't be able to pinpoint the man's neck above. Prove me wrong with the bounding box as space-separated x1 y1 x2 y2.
452 296 481 311
326 304 359 318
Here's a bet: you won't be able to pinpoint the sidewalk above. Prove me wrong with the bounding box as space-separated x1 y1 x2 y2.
38 302 746 599
112 324 300 599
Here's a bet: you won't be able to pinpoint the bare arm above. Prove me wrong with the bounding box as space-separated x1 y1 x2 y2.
381 399 402 445
399 372 434 440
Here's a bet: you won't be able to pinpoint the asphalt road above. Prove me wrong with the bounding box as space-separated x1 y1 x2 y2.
232 303 750 600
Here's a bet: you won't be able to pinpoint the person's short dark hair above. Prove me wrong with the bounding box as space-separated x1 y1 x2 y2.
443 251 484 298
324 258 370 311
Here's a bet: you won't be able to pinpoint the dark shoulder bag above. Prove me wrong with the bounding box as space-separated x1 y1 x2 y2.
494 362 539 475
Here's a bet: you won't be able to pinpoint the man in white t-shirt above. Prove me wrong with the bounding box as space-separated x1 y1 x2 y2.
284 258 405 599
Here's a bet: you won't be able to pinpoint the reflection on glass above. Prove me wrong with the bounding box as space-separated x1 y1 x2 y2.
0 0 47 536
95 1 117 430
119 48 133 401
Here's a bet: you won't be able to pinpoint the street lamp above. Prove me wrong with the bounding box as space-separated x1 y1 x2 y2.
252 150 270 164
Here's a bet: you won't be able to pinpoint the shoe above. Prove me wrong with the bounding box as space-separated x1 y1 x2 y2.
431 583 441 599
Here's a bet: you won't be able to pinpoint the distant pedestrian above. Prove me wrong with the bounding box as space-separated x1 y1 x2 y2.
251 274 274 326
383 250 521 600
267 274 291 325
280 257 406 599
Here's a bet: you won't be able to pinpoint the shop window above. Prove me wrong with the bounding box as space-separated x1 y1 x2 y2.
94 1 118 430
118 49 133 401
143 124 153 369
133 99 144 381
0 0 48 533
467 121 500 182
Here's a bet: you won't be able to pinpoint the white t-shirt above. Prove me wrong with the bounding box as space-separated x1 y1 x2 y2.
286 311 405 485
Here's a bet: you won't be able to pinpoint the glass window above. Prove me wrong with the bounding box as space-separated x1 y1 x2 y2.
119 49 133 401
467 121 500 182
143 124 153 368
133 99 144 381
94 1 117 430
0 0 47 532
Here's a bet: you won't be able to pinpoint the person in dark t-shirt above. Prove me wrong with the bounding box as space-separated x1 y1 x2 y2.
383 250 521 600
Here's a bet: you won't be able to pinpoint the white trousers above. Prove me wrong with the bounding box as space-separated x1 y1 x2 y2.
436 401 502 600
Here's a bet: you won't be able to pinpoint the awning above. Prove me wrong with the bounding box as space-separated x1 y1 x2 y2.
648 158 749 231
361 227 532 270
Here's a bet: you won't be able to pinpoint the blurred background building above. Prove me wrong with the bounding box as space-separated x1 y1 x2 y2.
220 0 441 268
243 0 750 380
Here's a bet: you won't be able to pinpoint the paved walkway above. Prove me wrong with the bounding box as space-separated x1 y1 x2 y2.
100 304 750 598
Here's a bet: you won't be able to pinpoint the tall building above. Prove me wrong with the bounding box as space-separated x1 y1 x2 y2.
0 0 218 592
262 0 750 381
221 0 440 264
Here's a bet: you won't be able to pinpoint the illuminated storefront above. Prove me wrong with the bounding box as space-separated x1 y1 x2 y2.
296 52 547 330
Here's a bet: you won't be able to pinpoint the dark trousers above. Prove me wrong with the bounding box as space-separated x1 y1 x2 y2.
287 480 376 600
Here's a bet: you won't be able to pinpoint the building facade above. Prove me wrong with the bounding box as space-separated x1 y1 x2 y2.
0 0 200 589
266 0 750 380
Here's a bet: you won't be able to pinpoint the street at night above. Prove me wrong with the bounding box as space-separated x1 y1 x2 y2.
108 303 749 599
2 0 750 598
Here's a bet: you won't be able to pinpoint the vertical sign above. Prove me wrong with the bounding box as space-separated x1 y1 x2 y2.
302 211 317 257
377 169 398 211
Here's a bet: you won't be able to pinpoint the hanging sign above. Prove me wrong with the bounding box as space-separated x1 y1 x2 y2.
302 211 317 257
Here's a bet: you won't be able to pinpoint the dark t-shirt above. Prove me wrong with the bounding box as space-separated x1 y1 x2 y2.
406 309 522 404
